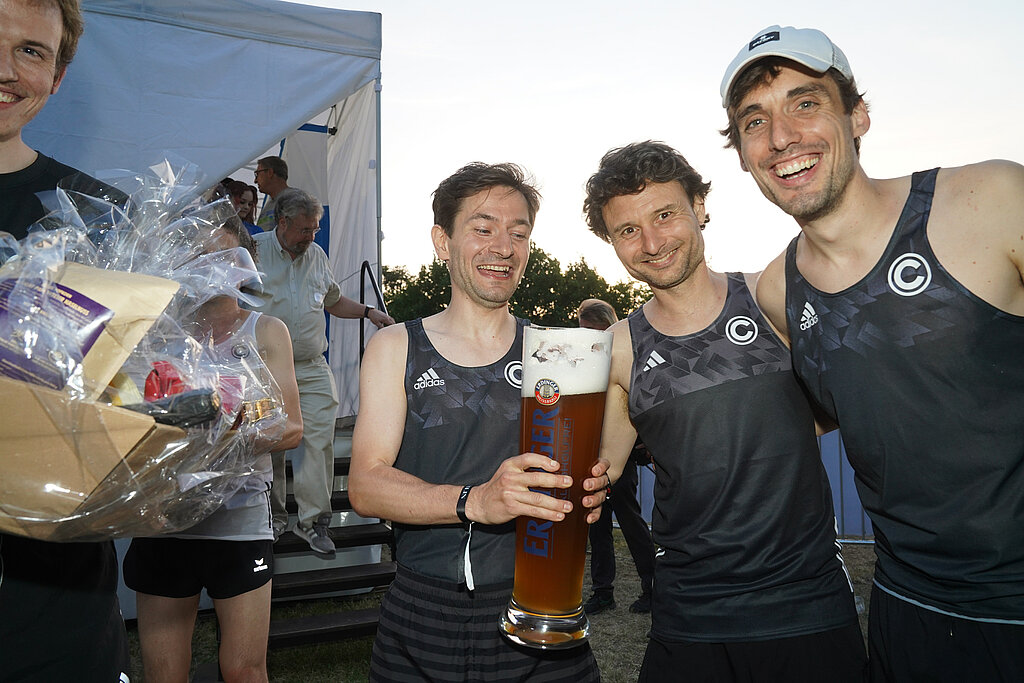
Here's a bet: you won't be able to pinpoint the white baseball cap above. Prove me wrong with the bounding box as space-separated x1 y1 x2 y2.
720 25 853 107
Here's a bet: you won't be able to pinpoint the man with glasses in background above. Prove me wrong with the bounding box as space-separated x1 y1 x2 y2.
253 188 394 554
254 155 290 232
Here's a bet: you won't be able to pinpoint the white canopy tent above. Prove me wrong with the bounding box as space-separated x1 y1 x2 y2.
25 0 383 418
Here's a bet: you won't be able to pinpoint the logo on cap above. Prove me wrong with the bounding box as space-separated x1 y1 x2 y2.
750 30 780 51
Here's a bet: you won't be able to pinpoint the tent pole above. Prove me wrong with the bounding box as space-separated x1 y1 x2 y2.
375 76 383 284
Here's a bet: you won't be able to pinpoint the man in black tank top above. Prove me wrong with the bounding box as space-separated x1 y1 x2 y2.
721 25 1024 682
582 141 865 682
349 163 602 682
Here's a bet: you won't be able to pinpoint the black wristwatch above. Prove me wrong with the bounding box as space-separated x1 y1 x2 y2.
363 304 374 319
456 484 473 525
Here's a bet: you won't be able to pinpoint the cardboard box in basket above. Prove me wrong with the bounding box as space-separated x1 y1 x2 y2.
0 262 184 540
0 374 186 540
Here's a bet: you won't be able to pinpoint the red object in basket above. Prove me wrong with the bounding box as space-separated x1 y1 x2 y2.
144 361 186 401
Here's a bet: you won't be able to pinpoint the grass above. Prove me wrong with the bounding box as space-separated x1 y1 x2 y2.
127 535 876 681
126 593 383 682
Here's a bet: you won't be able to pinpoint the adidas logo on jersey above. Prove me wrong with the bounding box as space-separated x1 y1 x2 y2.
799 302 819 330
643 350 666 372
253 557 269 573
414 368 445 390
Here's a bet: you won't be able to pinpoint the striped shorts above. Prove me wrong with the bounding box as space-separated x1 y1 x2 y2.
370 564 601 682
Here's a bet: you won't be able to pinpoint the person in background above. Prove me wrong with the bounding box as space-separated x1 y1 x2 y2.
254 156 289 232
224 179 260 235
720 24 1024 681
124 216 302 683
252 187 394 553
349 162 604 682
577 298 656 617
584 140 865 682
0 2 133 680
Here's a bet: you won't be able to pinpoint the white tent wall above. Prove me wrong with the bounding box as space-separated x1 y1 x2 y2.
24 0 383 418
326 80 383 417
277 80 382 417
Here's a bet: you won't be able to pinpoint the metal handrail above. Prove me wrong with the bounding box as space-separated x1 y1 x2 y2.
359 260 388 361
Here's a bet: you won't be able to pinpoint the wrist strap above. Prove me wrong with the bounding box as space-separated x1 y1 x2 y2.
456 484 473 525
363 304 371 319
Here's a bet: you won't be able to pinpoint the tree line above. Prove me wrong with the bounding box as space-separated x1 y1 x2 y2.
381 247 650 326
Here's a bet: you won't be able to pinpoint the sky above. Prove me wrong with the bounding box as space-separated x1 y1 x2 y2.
299 0 1024 284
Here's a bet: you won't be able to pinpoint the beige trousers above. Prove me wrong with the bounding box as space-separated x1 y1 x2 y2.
271 356 339 530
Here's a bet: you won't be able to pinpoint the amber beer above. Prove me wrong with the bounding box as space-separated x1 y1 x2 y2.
500 326 612 649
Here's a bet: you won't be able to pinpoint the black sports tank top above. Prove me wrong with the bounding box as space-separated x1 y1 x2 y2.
629 273 855 641
392 318 525 586
785 169 1024 620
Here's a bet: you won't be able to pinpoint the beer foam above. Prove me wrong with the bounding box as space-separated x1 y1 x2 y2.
521 326 612 397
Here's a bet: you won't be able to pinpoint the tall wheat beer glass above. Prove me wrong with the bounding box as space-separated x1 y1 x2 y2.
499 325 612 649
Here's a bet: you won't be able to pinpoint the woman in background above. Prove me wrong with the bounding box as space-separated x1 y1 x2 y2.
224 179 261 235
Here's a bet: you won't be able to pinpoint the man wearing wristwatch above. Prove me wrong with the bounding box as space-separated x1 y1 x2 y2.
253 188 394 553
349 163 605 682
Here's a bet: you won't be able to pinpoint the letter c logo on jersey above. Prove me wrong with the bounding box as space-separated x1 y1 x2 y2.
725 315 758 346
504 361 522 389
887 253 932 297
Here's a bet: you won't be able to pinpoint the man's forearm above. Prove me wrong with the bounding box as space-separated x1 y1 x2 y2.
349 464 465 526
324 295 364 319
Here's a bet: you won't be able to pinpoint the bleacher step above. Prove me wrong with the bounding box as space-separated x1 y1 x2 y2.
268 607 381 649
272 561 396 599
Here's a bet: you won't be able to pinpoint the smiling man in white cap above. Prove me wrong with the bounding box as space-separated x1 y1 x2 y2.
721 25 1024 683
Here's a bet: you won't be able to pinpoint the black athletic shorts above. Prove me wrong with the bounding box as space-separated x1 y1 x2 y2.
868 583 1024 683
123 537 273 600
639 621 866 683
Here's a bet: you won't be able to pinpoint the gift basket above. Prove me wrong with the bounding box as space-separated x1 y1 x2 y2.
0 160 286 541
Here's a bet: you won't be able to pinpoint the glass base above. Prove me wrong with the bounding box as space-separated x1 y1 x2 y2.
499 597 590 650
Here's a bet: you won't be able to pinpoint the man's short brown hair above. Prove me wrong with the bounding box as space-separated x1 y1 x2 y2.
257 156 289 181
432 163 541 237
34 0 84 74
583 141 711 243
